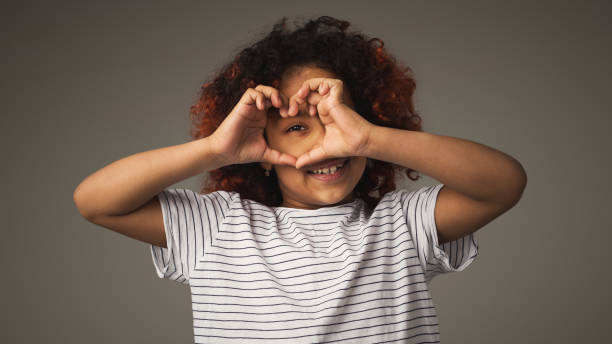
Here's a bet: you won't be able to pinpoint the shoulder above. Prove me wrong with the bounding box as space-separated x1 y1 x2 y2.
385 184 443 203
158 188 239 212
374 184 444 215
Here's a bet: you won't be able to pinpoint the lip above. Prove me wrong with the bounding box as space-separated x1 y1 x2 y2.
304 158 349 172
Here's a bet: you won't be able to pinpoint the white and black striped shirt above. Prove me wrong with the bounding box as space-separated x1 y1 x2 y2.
150 183 479 343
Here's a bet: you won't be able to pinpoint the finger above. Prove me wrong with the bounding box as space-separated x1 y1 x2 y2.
279 152 298 167
296 83 310 98
302 78 329 96
278 93 290 117
288 95 301 117
296 146 327 170
267 90 280 109
289 98 300 116
279 105 288 117
262 147 297 167
293 82 316 116
243 88 257 107
289 92 314 117
320 82 329 95
309 104 317 116
255 85 284 109
290 79 334 116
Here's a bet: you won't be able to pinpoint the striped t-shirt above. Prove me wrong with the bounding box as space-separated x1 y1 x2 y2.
149 183 479 343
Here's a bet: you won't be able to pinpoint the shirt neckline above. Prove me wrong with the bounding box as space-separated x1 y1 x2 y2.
273 198 362 215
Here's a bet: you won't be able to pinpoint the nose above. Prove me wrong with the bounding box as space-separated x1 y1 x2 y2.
305 114 326 148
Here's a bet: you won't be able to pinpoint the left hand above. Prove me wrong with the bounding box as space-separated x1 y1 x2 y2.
285 78 375 170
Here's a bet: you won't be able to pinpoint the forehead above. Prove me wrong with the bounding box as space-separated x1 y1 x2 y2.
277 64 339 95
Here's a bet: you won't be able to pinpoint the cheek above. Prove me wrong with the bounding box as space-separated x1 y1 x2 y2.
291 129 325 155
279 137 311 157
271 126 324 156
287 144 309 158
351 158 367 176
265 133 286 152
275 166 307 188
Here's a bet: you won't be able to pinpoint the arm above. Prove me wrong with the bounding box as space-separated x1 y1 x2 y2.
73 137 225 247
73 84 299 247
365 128 527 244
73 137 224 219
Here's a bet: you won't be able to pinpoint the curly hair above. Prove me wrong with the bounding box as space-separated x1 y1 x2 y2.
189 15 423 210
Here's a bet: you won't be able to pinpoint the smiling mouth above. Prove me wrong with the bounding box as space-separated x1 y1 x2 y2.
306 159 349 175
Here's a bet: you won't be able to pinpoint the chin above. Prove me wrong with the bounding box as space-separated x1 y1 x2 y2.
320 191 355 205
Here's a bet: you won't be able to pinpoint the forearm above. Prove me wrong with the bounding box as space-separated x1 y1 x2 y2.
73 137 224 218
365 126 527 205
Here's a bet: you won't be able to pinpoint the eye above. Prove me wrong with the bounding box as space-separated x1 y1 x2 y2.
286 124 306 133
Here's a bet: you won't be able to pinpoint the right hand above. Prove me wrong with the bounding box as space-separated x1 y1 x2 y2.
208 85 297 168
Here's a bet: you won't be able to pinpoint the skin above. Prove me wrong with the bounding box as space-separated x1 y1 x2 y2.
260 64 367 209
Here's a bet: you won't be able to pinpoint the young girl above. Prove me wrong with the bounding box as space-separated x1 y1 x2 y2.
74 16 526 343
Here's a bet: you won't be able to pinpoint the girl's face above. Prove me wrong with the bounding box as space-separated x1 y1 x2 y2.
262 65 367 209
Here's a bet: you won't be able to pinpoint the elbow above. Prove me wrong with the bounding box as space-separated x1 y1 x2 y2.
73 185 94 220
73 190 87 219
503 162 528 207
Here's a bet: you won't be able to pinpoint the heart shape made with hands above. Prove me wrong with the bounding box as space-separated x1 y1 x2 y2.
275 77 374 171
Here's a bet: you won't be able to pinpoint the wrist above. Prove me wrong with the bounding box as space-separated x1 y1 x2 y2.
193 136 228 172
360 124 384 159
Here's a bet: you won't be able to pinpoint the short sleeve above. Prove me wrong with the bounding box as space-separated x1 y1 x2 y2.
149 188 231 285
399 184 479 282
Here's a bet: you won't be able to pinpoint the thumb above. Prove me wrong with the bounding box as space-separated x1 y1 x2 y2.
262 147 298 167
295 146 327 170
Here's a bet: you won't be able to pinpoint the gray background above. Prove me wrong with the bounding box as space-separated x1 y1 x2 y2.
2 0 610 343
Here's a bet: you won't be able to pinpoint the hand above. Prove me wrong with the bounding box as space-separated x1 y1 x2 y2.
208 85 297 167
285 78 375 170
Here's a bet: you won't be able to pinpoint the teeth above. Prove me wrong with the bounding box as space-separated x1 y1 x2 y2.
310 162 344 175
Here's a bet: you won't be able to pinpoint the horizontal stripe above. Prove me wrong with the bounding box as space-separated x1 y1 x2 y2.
194 301 435 323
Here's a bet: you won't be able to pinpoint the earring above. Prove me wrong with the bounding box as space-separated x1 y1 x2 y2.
264 168 270 177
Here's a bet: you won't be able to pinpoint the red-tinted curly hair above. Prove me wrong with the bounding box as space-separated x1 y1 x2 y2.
189 15 423 210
